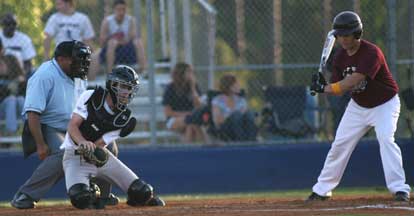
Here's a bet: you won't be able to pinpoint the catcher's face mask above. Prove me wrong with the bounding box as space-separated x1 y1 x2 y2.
110 80 139 110
106 65 140 111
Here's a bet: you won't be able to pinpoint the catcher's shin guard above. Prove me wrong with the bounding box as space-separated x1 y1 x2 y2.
147 196 166 206
68 183 104 209
126 179 154 206
68 183 96 209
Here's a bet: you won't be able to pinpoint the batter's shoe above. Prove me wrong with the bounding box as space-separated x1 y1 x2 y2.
146 196 166 206
99 193 120 206
306 192 330 202
394 191 410 202
11 193 36 209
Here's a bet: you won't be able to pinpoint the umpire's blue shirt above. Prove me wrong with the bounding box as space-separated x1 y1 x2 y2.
23 59 75 131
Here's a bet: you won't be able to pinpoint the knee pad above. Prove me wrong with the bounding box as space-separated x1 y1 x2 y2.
68 183 97 209
126 179 154 206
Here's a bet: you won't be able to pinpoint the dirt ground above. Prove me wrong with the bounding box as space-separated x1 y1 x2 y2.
1 195 414 216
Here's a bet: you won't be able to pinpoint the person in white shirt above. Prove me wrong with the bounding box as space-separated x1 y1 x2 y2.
0 13 36 74
43 0 89 112
61 65 165 209
43 0 95 60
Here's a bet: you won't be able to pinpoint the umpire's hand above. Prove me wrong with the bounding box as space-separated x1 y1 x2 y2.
37 142 50 160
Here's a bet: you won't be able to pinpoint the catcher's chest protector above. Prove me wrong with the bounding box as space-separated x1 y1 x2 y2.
79 86 132 142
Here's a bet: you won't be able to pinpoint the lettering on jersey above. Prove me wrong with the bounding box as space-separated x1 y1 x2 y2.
91 124 100 132
5 46 22 51
342 66 367 94
58 23 80 28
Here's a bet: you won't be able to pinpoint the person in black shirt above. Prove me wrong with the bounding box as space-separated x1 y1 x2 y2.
162 62 206 143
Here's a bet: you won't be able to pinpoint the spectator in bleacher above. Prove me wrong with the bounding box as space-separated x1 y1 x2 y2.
0 13 36 74
88 0 146 80
162 62 206 143
212 74 257 141
43 0 95 61
0 38 25 136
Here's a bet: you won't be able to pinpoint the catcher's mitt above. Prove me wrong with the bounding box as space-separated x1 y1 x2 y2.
76 146 109 167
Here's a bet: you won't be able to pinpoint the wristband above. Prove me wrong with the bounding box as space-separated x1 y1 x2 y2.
331 82 342 95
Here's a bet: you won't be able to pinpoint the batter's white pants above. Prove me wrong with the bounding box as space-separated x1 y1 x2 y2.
312 95 410 196
63 148 138 193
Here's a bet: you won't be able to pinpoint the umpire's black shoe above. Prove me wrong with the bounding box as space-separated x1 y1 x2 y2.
394 191 410 202
11 193 36 209
147 196 166 206
100 193 120 206
306 192 330 202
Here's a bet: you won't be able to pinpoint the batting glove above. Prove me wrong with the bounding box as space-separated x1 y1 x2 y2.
310 72 327 93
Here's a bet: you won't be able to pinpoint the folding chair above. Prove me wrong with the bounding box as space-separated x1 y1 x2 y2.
261 85 328 139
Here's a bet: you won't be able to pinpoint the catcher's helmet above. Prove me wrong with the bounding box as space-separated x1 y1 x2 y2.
54 40 92 80
106 65 140 111
332 11 363 39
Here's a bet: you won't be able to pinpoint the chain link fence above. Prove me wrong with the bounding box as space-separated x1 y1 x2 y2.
0 0 413 147
204 0 414 144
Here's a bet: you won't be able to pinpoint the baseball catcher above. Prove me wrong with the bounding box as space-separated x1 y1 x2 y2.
60 65 165 209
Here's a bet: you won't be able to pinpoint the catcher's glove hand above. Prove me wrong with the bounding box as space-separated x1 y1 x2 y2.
76 145 109 168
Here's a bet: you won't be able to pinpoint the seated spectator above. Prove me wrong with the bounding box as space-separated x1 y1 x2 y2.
43 0 95 61
212 74 257 141
0 38 25 136
89 0 146 79
162 62 206 143
0 13 36 74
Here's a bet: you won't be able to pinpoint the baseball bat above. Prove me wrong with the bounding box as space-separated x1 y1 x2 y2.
310 30 336 96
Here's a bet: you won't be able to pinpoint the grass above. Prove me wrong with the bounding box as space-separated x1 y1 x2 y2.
163 186 391 200
0 186 392 208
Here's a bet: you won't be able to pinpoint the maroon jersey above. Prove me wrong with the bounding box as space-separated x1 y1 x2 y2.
331 39 398 108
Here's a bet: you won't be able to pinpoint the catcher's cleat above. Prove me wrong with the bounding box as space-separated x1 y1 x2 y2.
11 193 36 209
394 191 410 202
146 196 166 206
99 193 120 206
306 192 330 202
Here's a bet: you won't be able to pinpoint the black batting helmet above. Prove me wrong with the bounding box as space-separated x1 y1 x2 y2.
106 65 140 111
332 11 363 39
54 40 92 80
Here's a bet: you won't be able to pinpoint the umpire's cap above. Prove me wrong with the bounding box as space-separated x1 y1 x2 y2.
332 11 363 39
54 40 80 58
